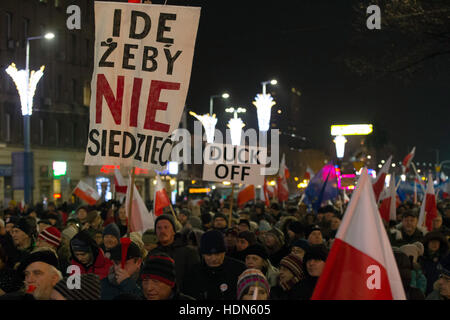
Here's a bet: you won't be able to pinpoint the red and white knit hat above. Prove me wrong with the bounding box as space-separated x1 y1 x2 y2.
38 226 61 247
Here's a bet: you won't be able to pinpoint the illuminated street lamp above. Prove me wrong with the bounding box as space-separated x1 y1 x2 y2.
253 79 277 132
226 107 246 146
5 32 54 204
333 135 347 158
189 111 217 144
210 92 230 115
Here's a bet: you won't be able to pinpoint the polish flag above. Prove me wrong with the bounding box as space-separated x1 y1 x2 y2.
402 147 415 174
126 178 155 233
114 169 128 195
73 181 100 205
128 0 142 3
378 173 398 223
237 185 255 208
305 166 315 180
372 156 392 202
312 168 405 300
443 182 450 199
154 174 171 216
418 174 438 232
277 154 289 202
262 178 270 207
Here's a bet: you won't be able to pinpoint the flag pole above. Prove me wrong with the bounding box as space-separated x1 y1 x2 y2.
229 183 235 228
411 162 426 193
127 167 136 235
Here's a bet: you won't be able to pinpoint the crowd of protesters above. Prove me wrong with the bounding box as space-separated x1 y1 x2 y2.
0 194 449 300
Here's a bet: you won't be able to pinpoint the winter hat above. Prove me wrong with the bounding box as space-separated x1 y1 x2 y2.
38 226 61 247
238 219 251 230
142 230 158 245
5 215 19 226
400 242 424 264
288 221 304 234
141 253 176 288
244 243 269 260
201 212 213 225
402 210 418 219
103 223 120 240
12 217 37 238
70 238 91 253
109 241 142 261
249 221 259 232
213 212 228 223
53 274 101 300
187 216 202 229
154 214 176 232
303 245 329 263
236 269 270 300
305 224 321 239
61 225 78 241
86 210 100 224
17 249 59 276
266 227 285 246
179 208 191 217
237 231 257 246
0 269 23 293
437 253 450 277
225 228 238 237
258 220 272 232
291 239 310 252
280 254 304 279
200 230 226 254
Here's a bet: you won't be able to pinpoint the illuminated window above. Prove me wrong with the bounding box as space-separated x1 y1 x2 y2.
83 81 91 106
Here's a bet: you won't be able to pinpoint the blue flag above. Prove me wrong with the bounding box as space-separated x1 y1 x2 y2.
304 163 339 212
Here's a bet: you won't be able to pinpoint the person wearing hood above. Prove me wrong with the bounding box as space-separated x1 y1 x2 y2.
400 242 427 295
426 253 450 300
270 253 305 300
11 217 37 266
148 214 200 292
51 274 101 300
419 231 450 295
141 253 194 300
212 212 229 233
69 230 113 280
183 230 246 300
296 245 329 300
101 223 121 259
101 241 143 300
262 227 290 268
244 243 279 287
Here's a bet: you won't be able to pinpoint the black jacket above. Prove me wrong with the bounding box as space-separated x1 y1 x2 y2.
183 256 246 300
148 233 200 292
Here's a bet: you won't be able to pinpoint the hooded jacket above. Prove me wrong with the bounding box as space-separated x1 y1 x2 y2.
70 230 113 280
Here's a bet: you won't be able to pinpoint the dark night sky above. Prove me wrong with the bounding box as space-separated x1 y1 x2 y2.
114 0 450 166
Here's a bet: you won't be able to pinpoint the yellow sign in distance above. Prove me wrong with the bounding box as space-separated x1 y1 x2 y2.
331 124 373 136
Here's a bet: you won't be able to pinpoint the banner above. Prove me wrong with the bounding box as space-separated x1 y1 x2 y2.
84 2 201 170
202 143 265 185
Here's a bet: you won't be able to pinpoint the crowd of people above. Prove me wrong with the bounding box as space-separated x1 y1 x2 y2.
0 195 449 300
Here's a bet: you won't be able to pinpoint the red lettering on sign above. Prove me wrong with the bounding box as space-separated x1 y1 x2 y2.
96 74 124 125
144 80 180 132
129 77 143 127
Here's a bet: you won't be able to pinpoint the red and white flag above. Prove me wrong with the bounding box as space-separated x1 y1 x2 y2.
154 174 171 216
305 166 315 180
262 178 271 207
114 168 128 195
418 174 438 232
73 181 100 205
312 168 405 300
277 154 289 202
443 182 450 199
402 147 415 174
378 173 398 223
126 177 155 233
372 155 392 203
237 184 255 208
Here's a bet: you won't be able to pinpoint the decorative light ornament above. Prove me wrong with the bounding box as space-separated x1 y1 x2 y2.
227 117 245 146
5 63 45 116
333 135 347 158
252 93 276 132
189 111 217 144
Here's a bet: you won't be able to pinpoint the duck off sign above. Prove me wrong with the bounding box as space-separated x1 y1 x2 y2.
84 2 200 170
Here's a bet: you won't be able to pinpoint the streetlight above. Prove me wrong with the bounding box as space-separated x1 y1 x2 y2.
189 111 217 144
252 79 277 133
5 32 54 204
225 107 246 146
209 92 229 115
333 135 347 159
261 79 277 95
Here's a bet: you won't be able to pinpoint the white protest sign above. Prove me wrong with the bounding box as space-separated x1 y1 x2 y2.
202 143 265 185
84 2 201 170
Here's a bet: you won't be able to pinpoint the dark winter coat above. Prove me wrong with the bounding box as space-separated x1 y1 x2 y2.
182 256 246 300
268 245 290 268
70 230 113 280
148 233 200 292
100 272 143 300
